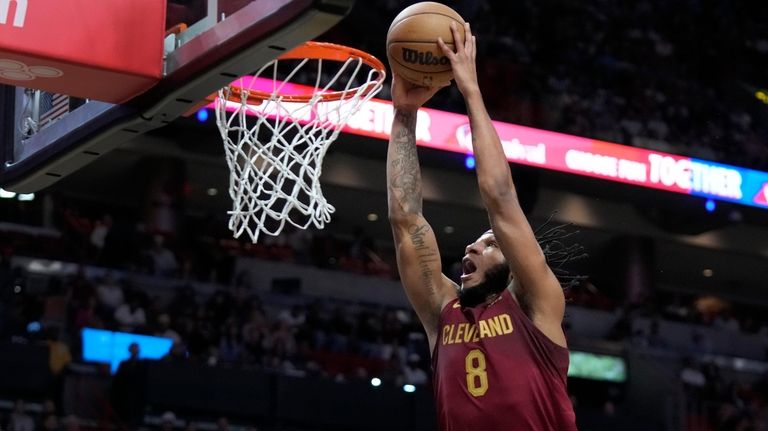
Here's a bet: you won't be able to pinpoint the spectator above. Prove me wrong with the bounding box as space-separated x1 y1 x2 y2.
62 416 79 431
402 353 428 386
154 313 181 344
112 343 148 427
680 358 707 396
267 321 297 359
277 305 306 329
45 329 70 415
40 399 55 417
7 401 33 431
206 290 233 327
646 319 667 348
40 415 58 431
72 296 99 333
47 328 72 376
114 296 147 332
218 322 243 364
242 310 268 363
286 226 313 264
215 418 229 431
90 214 113 258
714 311 740 332
689 329 714 356
163 341 188 363
327 307 352 352
159 412 176 431
96 273 124 316
147 235 178 277
167 286 197 320
36 399 60 431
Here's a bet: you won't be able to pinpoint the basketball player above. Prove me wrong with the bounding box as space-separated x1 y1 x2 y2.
386 22 577 430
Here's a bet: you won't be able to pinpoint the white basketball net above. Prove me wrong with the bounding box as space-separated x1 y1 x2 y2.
215 51 383 243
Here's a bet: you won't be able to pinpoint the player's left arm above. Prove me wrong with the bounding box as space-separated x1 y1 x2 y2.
439 22 566 348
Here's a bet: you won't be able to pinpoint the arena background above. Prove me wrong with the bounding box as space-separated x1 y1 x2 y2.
1 0 768 430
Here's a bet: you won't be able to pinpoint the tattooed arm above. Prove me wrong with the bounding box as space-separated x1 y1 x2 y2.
387 75 457 351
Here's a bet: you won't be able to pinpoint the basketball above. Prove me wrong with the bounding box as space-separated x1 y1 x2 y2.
386 2 466 87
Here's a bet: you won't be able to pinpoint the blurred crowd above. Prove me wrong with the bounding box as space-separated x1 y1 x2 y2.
680 358 768 431
0 246 428 429
1 398 255 431
2 399 81 431
598 289 768 430
2 265 433 384
0 194 396 286
323 0 768 170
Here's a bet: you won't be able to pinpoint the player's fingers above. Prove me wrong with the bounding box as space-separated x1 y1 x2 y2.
437 37 455 57
469 36 477 59
401 79 419 92
464 23 472 53
393 75 415 93
451 21 464 54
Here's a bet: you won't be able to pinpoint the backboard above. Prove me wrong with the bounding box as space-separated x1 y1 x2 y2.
0 0 355 193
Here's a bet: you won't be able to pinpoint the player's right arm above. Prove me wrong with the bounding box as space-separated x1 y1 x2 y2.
387 75 457 349
439 23 567 347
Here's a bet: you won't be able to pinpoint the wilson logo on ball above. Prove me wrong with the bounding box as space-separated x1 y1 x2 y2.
401 48 449 66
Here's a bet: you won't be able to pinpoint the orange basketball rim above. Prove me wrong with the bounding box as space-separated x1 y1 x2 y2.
220 41 386 105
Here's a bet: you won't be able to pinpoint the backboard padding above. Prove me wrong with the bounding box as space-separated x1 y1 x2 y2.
1 0 354 193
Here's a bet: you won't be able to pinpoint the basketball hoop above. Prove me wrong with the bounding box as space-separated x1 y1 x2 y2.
215 42 386 243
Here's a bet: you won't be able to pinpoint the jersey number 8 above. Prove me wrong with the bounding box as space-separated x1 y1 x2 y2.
465 349 488 397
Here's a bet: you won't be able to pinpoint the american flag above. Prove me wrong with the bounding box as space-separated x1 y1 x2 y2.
38 92 69 126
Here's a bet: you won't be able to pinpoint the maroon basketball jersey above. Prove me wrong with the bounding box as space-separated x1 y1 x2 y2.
432 289 577 431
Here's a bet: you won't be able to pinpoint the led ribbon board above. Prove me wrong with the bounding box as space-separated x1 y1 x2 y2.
214 77 768 210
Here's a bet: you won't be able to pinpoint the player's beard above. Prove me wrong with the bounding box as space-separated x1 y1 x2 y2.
458 263 511 308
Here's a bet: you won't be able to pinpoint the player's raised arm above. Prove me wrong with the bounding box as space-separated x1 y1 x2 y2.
438 23 567 347
387 75 456 349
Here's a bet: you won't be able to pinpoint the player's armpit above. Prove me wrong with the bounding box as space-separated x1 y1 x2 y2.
484 194 567 346
390 214 457 346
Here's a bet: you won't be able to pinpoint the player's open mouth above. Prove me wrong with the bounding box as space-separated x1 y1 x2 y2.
461 257 477 276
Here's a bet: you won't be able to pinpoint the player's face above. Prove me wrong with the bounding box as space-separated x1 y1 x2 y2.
460 231 509 289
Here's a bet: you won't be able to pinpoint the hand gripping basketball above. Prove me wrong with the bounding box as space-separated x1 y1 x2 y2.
386 2 466 87
391 74 447 111
437 22 479 97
